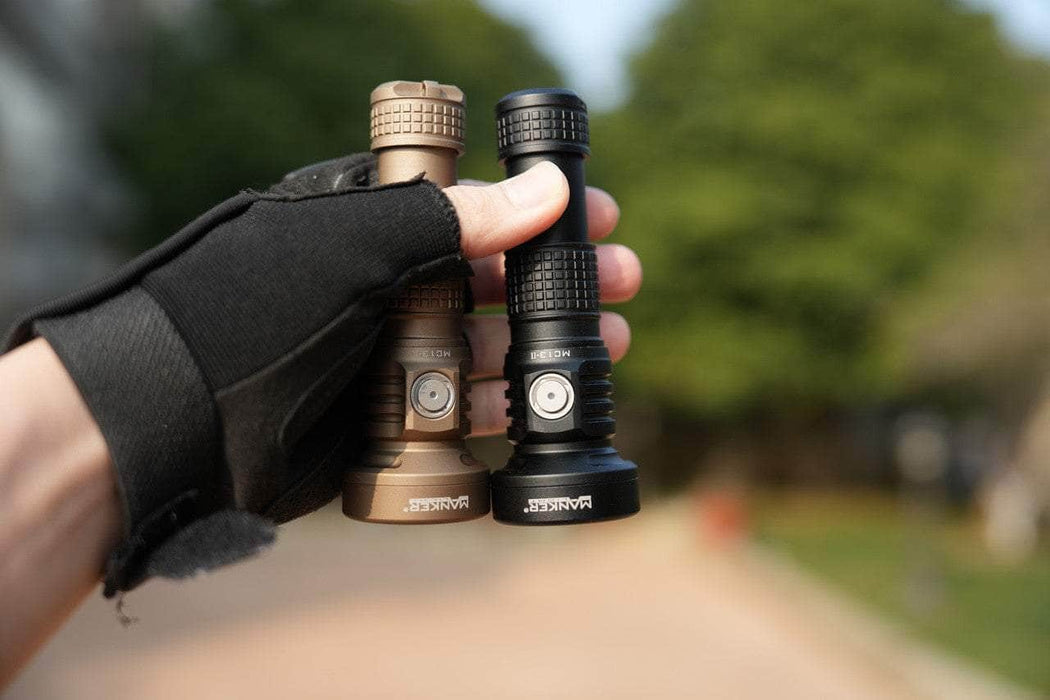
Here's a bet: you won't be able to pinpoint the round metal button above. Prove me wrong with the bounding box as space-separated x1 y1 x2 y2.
528 373 575 420
410 372 456 419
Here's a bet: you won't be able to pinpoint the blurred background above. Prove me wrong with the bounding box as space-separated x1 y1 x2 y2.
3 0 1049 697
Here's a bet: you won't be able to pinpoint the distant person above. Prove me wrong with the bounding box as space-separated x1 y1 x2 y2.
0 156 643 685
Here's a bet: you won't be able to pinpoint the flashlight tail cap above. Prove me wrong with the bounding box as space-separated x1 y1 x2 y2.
496 87 589 162
370 79 465 154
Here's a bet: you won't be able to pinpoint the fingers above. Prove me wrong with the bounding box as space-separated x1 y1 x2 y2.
468 380 510 437
455 180 621 243
469 253 506 306
465 312 631 381
443 162 583 261
470 243 642 308
444 162 568 260
585 188 620 243
596 245 644 304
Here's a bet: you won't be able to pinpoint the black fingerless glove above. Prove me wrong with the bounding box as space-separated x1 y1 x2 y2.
3 154 469 596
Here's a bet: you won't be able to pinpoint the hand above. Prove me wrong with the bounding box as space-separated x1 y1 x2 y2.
0 155 641 683
444 162 642 436
1 154 642 600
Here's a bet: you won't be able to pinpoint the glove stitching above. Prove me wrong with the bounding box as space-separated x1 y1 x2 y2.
275 324 383 458
215 250 468 396
136 285 220 396
261 414 356 520
247 173 430 204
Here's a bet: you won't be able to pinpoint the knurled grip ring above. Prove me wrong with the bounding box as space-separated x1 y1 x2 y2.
506 245 600 317
390 279 465 313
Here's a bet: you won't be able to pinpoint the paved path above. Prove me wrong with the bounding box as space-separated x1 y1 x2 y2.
7 501 1029 699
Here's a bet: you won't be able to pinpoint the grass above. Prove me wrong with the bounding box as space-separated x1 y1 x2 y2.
753 490 1050 694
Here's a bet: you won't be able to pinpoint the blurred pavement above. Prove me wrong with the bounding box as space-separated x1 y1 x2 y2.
8 500 1031 699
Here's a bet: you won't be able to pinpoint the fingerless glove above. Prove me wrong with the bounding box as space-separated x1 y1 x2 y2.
4 154 469 596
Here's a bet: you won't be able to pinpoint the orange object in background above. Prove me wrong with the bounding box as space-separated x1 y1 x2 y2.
693 486 751 547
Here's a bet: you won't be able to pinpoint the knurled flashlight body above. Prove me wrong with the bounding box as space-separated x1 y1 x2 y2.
492 88 639 524
342 81 489 523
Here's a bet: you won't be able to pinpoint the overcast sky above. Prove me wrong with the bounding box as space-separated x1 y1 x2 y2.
480 0 1050 112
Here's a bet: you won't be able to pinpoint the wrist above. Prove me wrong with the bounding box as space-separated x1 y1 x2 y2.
0 338 121 685
0 339 113 482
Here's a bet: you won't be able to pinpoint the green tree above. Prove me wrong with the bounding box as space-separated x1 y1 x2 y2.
592 0 1033 416
110 0 559 247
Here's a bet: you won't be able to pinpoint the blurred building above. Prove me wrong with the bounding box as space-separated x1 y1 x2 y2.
0 0 152 329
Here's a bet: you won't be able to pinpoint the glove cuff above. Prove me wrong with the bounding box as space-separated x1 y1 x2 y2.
35 286 236 594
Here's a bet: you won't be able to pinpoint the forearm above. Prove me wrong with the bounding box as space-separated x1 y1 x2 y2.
0 338 121 687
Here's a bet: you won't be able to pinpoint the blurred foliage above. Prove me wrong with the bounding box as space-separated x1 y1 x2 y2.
888 88 1050 426
109 0 559 247
108 0 1050 467
591 0 1040 417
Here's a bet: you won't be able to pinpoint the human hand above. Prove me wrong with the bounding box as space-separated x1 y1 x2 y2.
2 154 641 595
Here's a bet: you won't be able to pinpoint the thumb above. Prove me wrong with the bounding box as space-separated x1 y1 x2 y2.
443 162 569 260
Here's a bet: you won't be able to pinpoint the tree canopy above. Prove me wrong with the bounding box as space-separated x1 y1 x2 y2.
112 0 1044 421
591 0 1034 415
111 0 559 246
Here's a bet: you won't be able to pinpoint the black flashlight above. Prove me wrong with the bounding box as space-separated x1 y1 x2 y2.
491 88 640 524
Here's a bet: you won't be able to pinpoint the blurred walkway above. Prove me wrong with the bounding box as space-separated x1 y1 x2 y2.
8 501 1031 699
